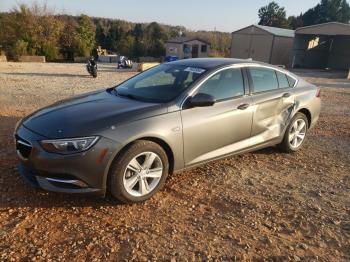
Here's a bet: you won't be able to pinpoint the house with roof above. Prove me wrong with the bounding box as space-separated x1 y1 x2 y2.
231 24 295 67
165 37 211 59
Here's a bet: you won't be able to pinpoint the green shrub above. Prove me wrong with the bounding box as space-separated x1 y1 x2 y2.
41 43 59 61
13 39 28 58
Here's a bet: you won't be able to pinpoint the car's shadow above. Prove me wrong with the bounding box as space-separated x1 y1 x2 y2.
1 187 123 209
254 147 281 155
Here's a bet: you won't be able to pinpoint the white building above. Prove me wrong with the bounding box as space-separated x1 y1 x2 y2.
165 37 210 59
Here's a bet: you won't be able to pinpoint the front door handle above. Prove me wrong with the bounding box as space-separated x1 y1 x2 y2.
237 103 250 110
282 92 292 98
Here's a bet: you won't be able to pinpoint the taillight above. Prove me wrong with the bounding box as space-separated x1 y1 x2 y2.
315 87 321 98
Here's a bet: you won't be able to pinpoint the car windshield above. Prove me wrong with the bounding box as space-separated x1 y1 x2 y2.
114 64 206 103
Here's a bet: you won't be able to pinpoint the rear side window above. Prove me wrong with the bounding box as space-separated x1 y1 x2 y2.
287 75 297 87
276 71 290 89
249 67 279 93
198 68 244 101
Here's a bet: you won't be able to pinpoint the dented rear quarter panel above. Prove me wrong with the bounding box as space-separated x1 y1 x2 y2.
294 80 321 129
250 88 296 144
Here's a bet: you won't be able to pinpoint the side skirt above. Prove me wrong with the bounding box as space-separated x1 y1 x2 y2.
173 137 283 174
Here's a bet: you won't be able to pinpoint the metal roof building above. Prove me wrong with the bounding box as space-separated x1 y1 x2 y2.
230 25 295 67
292 22 350 70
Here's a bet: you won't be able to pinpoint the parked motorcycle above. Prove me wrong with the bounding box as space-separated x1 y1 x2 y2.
86 58 97 78
117 56 133 69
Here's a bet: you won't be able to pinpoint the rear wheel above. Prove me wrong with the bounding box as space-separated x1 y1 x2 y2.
278 112 308 153
108 140 169 203
92 68 97 78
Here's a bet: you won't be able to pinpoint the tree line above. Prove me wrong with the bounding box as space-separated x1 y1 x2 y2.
258 0 350 29
0 3 231 61
0 1 349 62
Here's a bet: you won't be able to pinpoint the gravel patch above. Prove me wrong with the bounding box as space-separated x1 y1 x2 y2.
0 63 349 261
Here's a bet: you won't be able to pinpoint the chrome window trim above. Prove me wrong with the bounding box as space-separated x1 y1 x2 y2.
275 70 291 89
180 63 298 109
181 65 245 108
245 64 299 88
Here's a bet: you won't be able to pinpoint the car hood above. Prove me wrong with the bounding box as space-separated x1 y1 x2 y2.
22 90 167 138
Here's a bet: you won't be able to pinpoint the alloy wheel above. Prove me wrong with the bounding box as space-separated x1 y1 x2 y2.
123 152 163 197
289 119 307 148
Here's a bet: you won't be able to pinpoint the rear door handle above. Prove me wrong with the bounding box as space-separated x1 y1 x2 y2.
237 103 250 110
282 93 291 98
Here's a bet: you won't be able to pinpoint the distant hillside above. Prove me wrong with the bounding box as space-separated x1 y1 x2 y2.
0 4 231 61
85 15 232 58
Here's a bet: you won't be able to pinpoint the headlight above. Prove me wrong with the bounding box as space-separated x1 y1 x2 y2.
40 136 99 154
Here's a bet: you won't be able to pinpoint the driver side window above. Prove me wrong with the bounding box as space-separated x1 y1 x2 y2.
197 68 244 101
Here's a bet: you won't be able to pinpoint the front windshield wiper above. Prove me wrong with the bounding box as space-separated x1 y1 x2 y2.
113 88 162 103
114 89 137 100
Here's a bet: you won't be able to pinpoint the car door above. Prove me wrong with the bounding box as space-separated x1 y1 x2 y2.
181 67 253 166
248 66 296 144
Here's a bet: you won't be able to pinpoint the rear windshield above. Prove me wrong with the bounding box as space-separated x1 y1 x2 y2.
115 64 206 103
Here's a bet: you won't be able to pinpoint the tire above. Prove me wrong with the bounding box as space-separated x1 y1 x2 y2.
278 112 309 153
108 140 169 203
92 68 97 78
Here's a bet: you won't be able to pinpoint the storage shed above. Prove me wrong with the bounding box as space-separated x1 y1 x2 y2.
292 22 350 70
165 37 210 59
230 25 295 67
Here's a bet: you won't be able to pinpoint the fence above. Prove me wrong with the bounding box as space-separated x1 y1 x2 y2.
19 56 45 62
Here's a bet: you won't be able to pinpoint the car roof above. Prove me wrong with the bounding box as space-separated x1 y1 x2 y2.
165 58 299 82
167 58 256 70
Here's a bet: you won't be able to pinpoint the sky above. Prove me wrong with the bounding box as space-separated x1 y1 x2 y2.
0 0 320 32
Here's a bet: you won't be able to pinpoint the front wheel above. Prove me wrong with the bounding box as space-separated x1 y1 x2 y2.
108 140 169 203
278 112 309 153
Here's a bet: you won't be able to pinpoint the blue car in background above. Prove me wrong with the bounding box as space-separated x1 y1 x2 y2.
165 56 178 62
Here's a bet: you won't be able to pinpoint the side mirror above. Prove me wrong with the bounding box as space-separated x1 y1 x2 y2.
188 93 216 107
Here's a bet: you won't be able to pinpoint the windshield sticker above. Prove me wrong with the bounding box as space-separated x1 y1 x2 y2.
184 67 206 74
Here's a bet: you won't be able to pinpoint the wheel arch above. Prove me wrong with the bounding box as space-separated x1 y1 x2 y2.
139 136 175 175
297 108 312 128
105 136 175 186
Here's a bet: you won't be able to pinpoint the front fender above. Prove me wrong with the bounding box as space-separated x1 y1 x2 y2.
100 111 184 188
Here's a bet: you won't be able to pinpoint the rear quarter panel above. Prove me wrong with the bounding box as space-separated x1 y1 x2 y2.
294 79 321 129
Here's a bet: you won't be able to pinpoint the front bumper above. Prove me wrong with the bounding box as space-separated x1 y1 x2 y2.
15 125 121 196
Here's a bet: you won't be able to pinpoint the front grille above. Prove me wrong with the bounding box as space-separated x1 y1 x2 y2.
15 135 32 159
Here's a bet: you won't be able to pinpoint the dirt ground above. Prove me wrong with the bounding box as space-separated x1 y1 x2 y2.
0 62 349 261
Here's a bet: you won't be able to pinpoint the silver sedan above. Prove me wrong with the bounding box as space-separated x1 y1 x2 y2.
15 58 321 203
